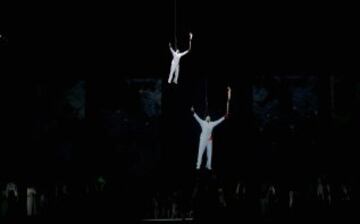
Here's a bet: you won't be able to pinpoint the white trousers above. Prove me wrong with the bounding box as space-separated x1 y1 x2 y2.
196 138 213 170
168 63 180 84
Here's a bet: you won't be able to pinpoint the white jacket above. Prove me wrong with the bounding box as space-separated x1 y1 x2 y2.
194 113 225 141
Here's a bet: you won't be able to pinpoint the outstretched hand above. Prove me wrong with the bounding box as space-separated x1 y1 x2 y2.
190 106 195 113
189 32 193 40
225 113 229 119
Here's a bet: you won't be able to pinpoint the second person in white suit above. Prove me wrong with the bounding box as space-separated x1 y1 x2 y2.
191 107 228 170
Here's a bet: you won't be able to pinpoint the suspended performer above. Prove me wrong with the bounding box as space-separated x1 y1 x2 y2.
191 87 231 170
168 32 193 84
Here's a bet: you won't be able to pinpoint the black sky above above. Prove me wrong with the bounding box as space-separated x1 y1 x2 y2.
1 1 359 78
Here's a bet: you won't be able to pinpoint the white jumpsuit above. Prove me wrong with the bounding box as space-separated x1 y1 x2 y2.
168 47 189 84
194 113 225 170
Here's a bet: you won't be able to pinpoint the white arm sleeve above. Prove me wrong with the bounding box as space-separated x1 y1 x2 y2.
193 112 204 125
170 46 175 55
179 50 189 57
212 117 225 127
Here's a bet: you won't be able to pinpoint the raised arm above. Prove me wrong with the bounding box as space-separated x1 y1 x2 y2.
191 106 203 125
212 116 225 127
179 33 192 57
169 42 175 55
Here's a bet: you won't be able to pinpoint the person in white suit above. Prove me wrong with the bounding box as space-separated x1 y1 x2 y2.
168 32 193 84
191 86 231 170
191 107 228 170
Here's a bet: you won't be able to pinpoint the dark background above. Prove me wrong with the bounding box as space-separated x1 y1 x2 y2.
1 0 359 221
